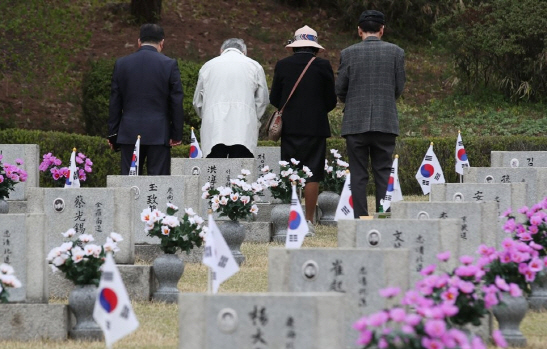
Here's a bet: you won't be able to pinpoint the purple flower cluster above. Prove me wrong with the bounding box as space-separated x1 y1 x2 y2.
0 154 28 199
502 197 547 257
39 152 93 182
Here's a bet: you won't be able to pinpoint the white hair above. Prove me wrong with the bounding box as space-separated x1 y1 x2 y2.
221 38 247 55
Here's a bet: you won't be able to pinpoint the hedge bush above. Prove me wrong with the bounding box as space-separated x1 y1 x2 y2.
81 58 203 142
2 128 547 195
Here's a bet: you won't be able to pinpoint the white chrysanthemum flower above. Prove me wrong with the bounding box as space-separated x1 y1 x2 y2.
251 182 263 193
109 232 123 242
199 231 206 239
220 187 232 197
0 274 22 288
194 215 204 225
250 204 258 214
230 193 239 202
72 247 85 263
201 182 211 191
211 202 220 211
79 234 95 243
219 196 228 205
52 255 68 267
212 195 220 204
300 178 307 185
50 264 59 273
185 207 197 216
103 239 120 253
162 215 180 228
188 217 196 225
269 180 280 188
140 208 153 223
264 172 277 180
62 228 76 238
327 166 333 173
0 263 15 275
151 209 165 222
84 244 100 256
261 165 270 172
330 148 337 154
167 202 179 211
302 166 313 177
242 183 252 191
337 159 349 167
161 225 170 236
60 242 73 253
241 169 251 176
237 175 244 179
202 191 210 199
240 195 251 204
281 169 293 177
290 158 300 165
46 247 62 262
144 222 154 232
279 160 289 166
336 170 346 178
289 174 300 182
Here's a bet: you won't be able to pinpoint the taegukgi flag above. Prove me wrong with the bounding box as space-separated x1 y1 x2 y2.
285 184 309 249
64 148 80 188
203 213 239 294
415 142 445 195
129 135 140 176
189 127 203 159
383 155 403 211
93 253 139 348
334 172 354 221
455 131 470 175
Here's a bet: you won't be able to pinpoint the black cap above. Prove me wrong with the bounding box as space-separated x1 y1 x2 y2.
139 23 164 43
358 10 385 25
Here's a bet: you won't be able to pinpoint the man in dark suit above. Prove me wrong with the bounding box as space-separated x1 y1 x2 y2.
108 23 184 175
335 10 406 217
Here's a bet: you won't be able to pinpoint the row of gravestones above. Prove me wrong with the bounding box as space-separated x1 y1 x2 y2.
1 145 547 345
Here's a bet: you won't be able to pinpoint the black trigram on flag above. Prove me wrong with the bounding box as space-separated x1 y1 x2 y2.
422 180 429 186
434 173 441 180
103 271 113 282
341 206 350 215
218 255 228 268
425 155 433 161
458 141 463 146
204 246 212 258
288 234 298 242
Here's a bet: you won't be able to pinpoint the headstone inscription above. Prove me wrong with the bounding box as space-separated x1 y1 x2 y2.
491 151 547 168
179 293 345 349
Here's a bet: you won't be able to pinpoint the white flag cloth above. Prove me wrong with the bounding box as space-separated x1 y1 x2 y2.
128 136 140 176
93 253 139 348
189 128 203 158
202 214 239 294
383 157 403 211
455 132 470 175
415 143 445 195
64 149 80 188
285 184 309 249
334 173 354 221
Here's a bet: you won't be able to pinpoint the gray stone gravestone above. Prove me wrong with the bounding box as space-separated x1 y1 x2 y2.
268 247 409 348
390 201 498 255
255 146 281 203
26 187 136 264
179 293 345 349
463 167 547 208
338 219 461 285
107 175 200 244
430 182 527 217
0 144 39 202
0 213 47 303
491 151 547 168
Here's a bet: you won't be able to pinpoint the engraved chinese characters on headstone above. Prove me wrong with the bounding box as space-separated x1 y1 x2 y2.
27 187 136 264
107 175 199 244
463 167 547 207
391 201 498 257
268 248 410 348
0 144 39 201
491 151 547 168
179 293 345 349
338 219 461 285
254 147 281 203
171 158 258 216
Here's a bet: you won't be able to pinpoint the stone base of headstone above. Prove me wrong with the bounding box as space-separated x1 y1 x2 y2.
6 200 27 213
0 304 69 340
49 265 156 301
528 297 547 311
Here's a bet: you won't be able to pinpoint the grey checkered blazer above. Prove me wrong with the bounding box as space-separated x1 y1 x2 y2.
335 37 405 136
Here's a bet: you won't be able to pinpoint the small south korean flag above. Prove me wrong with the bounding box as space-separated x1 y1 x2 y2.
64 148 80 188
415 142 445 195
334 172 354 221
128 135 140 176
189 127 203 158
93 253 139 348
285 184 309 249
382 155 403 211
455 131 470 175
202 213 239 293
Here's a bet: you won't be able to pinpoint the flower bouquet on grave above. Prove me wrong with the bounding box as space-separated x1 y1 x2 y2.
141 203 206 254
256 159 311 204
46 229 123 286
321 149 349 195
0 263 22 303
0 154 28 200
202 169 263 221
39 151 93 187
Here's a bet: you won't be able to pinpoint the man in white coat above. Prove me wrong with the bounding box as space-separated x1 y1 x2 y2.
193 38 269 158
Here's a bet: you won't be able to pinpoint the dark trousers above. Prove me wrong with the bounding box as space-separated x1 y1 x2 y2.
120 144 171 175
346 132 396 217
206 144 254 158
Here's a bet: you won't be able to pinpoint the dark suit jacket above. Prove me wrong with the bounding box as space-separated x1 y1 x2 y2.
108 45 184 145
335 37 405 137
270 53 337 137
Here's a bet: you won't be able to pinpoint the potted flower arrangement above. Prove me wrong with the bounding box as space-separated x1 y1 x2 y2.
39 151 93 186
202 169 263 265
318 149 349 224
0 154 28 213
0 263 22 303
256 159 311 242
141 203 205 302
47 228 122 339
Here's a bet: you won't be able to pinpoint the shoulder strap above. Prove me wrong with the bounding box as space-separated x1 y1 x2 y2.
279 57 316 112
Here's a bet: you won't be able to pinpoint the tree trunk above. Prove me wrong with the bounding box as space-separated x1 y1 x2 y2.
131 0 162 24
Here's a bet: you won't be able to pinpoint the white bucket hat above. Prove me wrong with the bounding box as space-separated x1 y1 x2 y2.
285 25 325 52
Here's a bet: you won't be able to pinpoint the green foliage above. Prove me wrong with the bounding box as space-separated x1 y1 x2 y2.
177 59 203 143
82 59 115 136
321 148 349 194
435 0 547 101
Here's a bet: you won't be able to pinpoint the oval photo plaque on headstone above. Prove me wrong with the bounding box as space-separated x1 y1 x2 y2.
417 211 430 220
452 192 464 202
510 158 520 168
366 229 381 247
302 260 319 281
217 308 238 333
484 175 494 183
53 198 65 213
